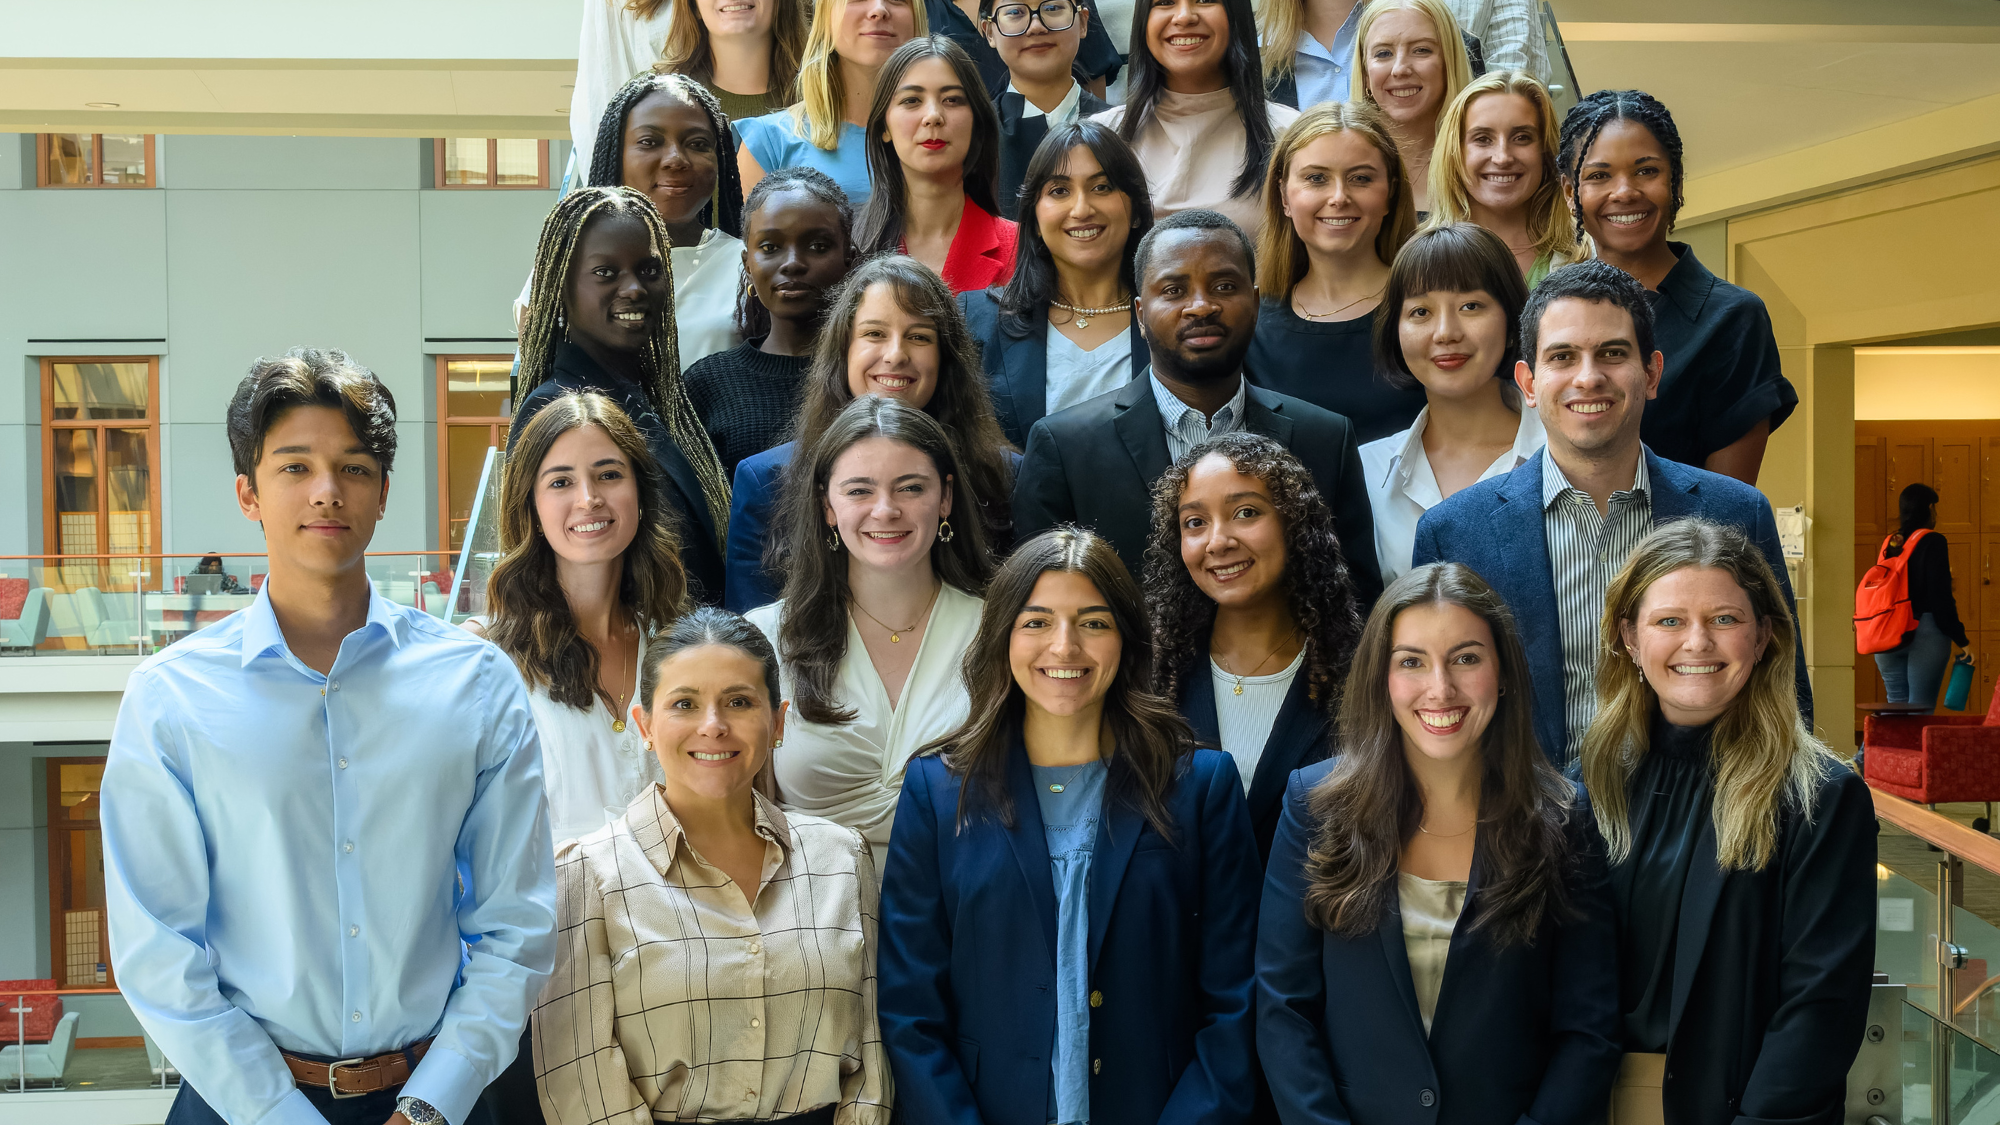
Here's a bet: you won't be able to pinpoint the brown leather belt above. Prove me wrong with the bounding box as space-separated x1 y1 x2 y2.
282 1038 431 1099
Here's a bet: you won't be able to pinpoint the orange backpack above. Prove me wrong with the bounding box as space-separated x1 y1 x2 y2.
1855 528 1931 654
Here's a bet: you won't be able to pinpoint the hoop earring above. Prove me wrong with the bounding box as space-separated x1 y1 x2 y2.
826 527 843 552
936 519 954 544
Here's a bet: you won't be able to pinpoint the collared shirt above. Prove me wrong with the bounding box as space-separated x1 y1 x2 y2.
1641 241 1798 469
1007 78 1086 124
1543 452 1654 756
1289 1 1363 108
1153 373 1249 462
533 785 891 1125
102 583 556 1125
1359 399 1546 584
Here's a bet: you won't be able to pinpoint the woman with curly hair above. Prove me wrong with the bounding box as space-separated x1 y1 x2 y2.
1145 432 1363 860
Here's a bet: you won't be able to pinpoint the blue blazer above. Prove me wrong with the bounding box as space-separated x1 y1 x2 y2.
960 280 1148 450
1409 448 1811 762
1256 760 1622 1125
1177 643 1331 864
879 744 1261 1125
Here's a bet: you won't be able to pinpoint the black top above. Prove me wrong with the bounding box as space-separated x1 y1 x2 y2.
1244 298 1427 444
1611 712 1713 1052
1642 242 1799 468
1886 531 1968 646
684 339 812 474
512 343 727 604
924 0 1124 100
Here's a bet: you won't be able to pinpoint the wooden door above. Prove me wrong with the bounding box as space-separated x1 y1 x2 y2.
1979 539 2000 632
1982 438 2000 534
1937 436 1979 536
1856 436 1889 540
1887 436 1931 511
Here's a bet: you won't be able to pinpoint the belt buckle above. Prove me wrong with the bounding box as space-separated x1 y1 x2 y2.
325 1057 367 1099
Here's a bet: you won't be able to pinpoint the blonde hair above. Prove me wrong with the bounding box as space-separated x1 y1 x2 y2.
1423 71 1579 267
1254 102 1418 295
792 0 927 150
1580 520 1840 872
1352 0 1472 121
1257 0 1307 80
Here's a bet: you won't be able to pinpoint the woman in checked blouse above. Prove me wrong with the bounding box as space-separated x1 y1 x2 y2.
533 607 890 1125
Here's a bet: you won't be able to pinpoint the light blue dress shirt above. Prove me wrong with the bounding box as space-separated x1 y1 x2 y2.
1291 2 1363 108
1030 758 1108 1125
102 583 556 1125
1152 373 1249 463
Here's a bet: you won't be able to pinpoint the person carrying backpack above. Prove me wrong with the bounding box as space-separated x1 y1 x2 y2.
1858 483 1970 712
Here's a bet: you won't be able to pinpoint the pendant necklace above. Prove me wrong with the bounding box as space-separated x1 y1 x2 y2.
1216 629 1299 695
853 581 942 643
1051 293 1131 330
608 625 635 732
1047 760 1095 794
1296 286 1384 322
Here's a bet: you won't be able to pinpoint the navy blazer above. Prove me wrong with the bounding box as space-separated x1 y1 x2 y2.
1409 448 1811 762
1256 760 1622 1125
961 287 1147 449
879 744 1261 1125
1178 643 1330 863
994 88 1115 217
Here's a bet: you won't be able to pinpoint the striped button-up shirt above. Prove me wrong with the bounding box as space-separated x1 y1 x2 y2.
533 785 890 1125
1153 373 1248 463
1542 452 1653 756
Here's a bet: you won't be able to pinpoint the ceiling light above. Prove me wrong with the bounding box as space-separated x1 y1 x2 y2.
85 101 119 109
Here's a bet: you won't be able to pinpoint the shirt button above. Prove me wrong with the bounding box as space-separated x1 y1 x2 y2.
337 758 348 769
343 841 354 853
1419 1089 1435 1107
1088 990 1102 1008
750 1018 760 1028
351 1011 362 1023
330 681 339 691
349 925 359 937
748 942 761 954
1091 1059 1101 1075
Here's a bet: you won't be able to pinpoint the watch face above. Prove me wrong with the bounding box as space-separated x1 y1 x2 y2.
397 1096 445 1124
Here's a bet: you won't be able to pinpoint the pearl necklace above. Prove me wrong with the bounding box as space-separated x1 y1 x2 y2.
1050 296 1132 329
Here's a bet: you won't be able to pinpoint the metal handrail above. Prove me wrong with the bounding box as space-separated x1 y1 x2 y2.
8 988 126 1092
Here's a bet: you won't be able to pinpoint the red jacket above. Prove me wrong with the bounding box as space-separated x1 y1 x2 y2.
912 197 1017 294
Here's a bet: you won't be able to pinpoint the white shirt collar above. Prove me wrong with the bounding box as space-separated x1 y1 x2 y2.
1008 79 1084 124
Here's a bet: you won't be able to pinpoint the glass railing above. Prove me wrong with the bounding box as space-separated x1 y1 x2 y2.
1538 0 1581 116
445 445 507 628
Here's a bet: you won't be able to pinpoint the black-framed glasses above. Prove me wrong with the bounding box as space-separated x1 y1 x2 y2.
989 0 1080 35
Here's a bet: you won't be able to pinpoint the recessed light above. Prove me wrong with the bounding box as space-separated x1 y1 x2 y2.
85 101 119 109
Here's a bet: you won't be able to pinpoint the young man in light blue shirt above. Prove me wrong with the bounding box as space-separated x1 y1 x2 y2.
102 348 555 1125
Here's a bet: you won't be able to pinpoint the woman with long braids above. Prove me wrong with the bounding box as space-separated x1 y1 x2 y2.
723 255 1016 611
1257 562 1620 1125
1558 90 1795 483
513 187 734 604
1145 432 1362 862
1582 519 1873 1124
1090 0 1295 240
879 528 1260 1125
652 0 809 119
746 396 992 865
1425 71 1579 284
857 36 1017 293
963 121 1153 447
736 0 925 208
1353 0 1472 215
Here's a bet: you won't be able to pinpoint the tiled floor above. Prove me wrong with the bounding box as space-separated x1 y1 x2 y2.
0 1046 165 1094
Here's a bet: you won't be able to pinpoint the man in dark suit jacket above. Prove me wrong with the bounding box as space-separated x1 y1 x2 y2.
1013 209 1384 603
1412 260 1810 763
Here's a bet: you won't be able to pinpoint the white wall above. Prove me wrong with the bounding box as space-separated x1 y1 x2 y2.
1855 348 2000 420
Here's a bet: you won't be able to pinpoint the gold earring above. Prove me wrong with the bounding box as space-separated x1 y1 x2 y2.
937 518 954 544
773 737 784 749
826 527 843 552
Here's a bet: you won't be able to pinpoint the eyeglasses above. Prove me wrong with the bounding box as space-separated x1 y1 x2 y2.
989 0 1081 35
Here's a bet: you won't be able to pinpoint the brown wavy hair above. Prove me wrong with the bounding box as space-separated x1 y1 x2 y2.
485 391 689 710
927 527 1192 840
1143 432 1362 722
774 395 995 725
1302 563 1574 948
653 0 808 104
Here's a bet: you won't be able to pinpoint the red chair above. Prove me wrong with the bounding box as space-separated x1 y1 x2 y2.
0 980 63 1044
1865 688 2000 827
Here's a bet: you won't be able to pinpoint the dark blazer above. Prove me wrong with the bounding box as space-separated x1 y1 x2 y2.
995 87 1114 217
1177 636 1330 863
513 343 725 603
1257 759 1622 1125
1639 766 1877 1125
1409 448 1811 762
961 287 1146 449
927 0 1125 99
879 744 1261 1125
1013 376 1385 603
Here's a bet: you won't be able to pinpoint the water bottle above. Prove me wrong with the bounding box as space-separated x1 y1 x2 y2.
1945 653 1976 711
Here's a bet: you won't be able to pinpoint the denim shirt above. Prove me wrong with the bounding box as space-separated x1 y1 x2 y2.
1031 758 1109 1125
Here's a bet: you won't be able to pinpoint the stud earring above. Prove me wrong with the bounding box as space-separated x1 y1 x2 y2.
936 518 955 544
773 737 784 749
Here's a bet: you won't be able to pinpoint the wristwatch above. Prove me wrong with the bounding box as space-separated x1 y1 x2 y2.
396 1096 447 1124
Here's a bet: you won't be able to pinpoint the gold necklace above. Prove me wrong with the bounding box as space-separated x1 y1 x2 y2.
1417 817 1476 838
607 626 635 732
1295 286 1384 321
852 581 942 643
1050 294 1132 329
1215 629 1299 696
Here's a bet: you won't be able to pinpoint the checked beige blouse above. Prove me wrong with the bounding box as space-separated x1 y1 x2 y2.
532 784 891 1124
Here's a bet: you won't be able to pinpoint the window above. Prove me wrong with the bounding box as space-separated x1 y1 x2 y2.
433 139 549 189
46 757 114 989
42 359 162 576
437 356 515 551
37 134 155 188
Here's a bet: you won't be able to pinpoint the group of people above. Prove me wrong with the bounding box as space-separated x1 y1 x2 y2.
95 2 1875 1125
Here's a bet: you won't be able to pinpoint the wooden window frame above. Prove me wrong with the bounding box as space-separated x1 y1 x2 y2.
436 355 515 552
35 133 156 188
41 357 164 569
432 138 551 190
45 755 115 992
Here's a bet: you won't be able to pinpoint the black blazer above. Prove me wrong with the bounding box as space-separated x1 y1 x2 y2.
961 286 1145 449
994 88 1114 218
1177 636 1330 863
1013 376 1385 603
1257 759 1622 1125
512 343 726 602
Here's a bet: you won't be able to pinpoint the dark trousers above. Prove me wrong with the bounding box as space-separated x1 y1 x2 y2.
477 1029 546 1125
168 1078 498 1125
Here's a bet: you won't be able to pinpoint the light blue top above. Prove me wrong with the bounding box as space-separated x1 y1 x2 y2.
1291 2 1363 108
101 582 557 1125
736 111 874 210
1030 757 1109 1125
1152 372 1248 463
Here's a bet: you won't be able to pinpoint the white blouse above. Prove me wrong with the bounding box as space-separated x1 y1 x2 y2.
746 585 984 866
1045 325 1136 418
1209 648 1304 795
1359 400 1545 585
525 632 666 848
1091 92 1299 244
571 0 675 183
513 228 746 370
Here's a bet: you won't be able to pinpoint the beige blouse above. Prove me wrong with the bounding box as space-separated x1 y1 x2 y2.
533 785 891 1125
1398 871 1468 1035
1092 91 1300 244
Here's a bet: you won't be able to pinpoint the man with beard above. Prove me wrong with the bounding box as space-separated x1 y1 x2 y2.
1013 208 1383 603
